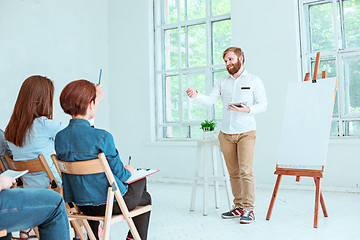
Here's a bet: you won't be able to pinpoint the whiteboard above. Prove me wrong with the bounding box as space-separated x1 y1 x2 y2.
277 78 337 170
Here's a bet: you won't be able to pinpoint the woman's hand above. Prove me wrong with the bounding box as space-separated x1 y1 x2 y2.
0 175 16 192
95 83 104 103
124 165 134 175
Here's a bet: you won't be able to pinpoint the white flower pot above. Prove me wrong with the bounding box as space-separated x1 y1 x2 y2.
203 130 215 139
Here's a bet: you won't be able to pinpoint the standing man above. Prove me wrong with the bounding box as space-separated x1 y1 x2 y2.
186 47 267 224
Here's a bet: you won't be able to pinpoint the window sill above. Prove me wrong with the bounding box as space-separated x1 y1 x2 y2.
144 139 205 147
329 137 360 145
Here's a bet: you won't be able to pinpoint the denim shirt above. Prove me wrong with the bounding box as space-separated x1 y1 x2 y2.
55 118 131 206
7 117 64 188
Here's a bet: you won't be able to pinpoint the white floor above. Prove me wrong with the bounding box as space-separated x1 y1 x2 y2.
110 181 360 240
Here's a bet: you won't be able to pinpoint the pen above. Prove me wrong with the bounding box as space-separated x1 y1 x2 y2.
98 68 102 84
128 156 131 165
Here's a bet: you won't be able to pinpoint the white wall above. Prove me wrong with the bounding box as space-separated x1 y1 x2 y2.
0 0 110 130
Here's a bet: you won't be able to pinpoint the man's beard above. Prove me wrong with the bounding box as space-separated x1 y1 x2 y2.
226 59 242 75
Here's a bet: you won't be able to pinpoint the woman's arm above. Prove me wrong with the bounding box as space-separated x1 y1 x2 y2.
101 132 132 182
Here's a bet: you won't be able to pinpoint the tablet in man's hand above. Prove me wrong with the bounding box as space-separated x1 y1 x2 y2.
228 102 247 108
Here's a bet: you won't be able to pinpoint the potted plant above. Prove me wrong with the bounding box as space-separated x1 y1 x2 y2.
200 120 216 139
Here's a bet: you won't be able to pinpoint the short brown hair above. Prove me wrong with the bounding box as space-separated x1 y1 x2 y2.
222 47 245 63
5 75 54 147
60 80 96 116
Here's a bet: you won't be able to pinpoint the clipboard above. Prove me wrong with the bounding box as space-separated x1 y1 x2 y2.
124 168 159 184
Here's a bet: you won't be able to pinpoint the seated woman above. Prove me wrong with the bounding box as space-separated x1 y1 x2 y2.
0 175 69 240
55 80 151 240
5 75 63 189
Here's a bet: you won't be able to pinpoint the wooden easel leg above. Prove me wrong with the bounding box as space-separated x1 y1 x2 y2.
320 191 328 217
313 178 328 217
266 174 282 220
314 177 321 228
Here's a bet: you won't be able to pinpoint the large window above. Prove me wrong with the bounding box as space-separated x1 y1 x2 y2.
299 0 360 137
154 0 231 140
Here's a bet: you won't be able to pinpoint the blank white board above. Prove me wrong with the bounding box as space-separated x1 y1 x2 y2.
277 77 337 170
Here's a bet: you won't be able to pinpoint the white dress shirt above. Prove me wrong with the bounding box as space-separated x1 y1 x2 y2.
196 70 267 134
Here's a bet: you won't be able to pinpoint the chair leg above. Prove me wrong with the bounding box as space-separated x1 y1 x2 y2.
81 219 96 240
102 187 115 240
71 220 87 240
33 227 40 239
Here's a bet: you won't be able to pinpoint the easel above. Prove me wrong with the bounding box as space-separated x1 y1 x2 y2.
266 52 332 228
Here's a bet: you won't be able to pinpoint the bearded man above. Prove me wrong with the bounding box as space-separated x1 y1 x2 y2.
186 47 267 224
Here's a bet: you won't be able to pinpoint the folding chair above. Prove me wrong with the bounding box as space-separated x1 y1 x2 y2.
0 159 6 172
4 154 61 194
51 152 152 240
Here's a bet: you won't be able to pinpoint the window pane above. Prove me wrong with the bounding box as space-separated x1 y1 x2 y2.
180 0 185 22
344 0 360 49
330 120 339 136
333 90 339 117
343 56 360 114
212 0 231 16
165 28 179 70
181 27 186 68
188 24 207 67
214 70 227 119
311 58 337 79
164 126 185 138
182 74 206 120
187 0 206 20
310 58 339 116
309 3 336 52
165 76 180 122
164 0 178 24
345 121 360 136
190 125 203 139
213 20 232 65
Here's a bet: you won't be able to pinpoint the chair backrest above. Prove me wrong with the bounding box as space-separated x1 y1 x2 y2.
51 153 141 240
51 153 123 202
4 154 61 193
0 159 6 172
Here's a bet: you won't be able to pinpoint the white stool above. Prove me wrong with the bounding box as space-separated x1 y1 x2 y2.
190 138 232 216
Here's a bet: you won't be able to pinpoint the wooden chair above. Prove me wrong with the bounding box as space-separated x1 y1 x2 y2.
0 158 6 172
4 154 61 194
51 153 152 240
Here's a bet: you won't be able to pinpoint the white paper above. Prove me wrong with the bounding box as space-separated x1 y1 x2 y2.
1 169 29 179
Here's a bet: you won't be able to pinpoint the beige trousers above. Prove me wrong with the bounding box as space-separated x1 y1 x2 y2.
218 130 256 211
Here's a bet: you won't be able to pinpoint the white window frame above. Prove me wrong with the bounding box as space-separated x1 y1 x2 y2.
154 0 231 140
298 0 360 138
